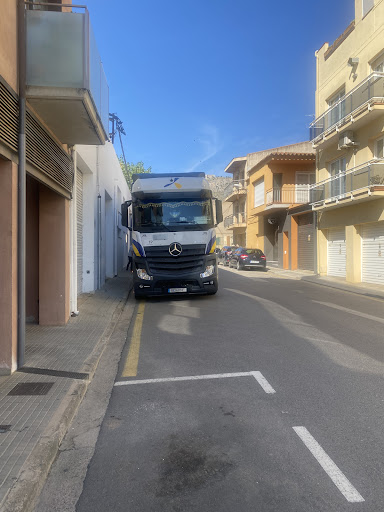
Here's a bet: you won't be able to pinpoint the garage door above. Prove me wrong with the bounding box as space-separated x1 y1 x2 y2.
362 222 384 285
327 228 346 277
297 213 314 271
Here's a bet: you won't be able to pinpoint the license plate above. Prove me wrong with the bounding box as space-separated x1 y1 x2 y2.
168 287 187 293
250 260 259 263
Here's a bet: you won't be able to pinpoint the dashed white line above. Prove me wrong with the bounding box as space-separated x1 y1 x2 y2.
293 426 364 503
115 371 276 394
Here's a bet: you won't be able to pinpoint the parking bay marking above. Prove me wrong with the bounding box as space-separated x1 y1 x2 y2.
293 426 364 503
115 370 276 393
122 301 145 377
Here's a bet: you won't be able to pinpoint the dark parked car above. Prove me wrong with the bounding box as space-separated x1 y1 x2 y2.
218 246 236 266
229 247 267 270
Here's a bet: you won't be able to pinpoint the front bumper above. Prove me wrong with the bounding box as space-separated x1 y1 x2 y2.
133 257 218 297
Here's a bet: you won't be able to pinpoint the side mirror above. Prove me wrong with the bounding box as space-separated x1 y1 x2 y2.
215 199 223 225
121 200 132 228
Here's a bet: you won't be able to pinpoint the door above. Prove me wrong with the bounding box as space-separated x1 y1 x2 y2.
297 213 314 271
327 228 346 277
283 231 289 269
76 170 83 295
362 222 384 285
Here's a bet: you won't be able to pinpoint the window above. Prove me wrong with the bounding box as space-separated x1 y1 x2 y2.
253 178 264 208
327 88 345 128
362 0 374 17
372 54 384 73
374 136 384 159
329 157 346 197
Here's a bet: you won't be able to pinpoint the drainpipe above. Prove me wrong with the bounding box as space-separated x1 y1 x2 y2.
17 0 26 368
96 146 101 288
70 148 79 316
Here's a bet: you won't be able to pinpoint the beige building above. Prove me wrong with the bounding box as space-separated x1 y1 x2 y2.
223 158 247 246
0 1 112 374
310 0 384 284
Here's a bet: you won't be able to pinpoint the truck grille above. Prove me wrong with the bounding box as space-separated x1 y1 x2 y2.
145 244 206 274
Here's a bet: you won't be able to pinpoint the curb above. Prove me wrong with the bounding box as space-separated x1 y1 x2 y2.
0 283 133 512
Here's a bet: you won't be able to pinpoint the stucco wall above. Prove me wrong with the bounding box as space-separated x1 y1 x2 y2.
315 0 384 117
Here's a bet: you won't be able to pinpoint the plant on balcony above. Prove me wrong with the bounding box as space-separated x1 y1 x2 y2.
370 175 384 185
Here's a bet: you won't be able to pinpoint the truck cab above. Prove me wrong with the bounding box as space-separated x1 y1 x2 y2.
122 173 223 298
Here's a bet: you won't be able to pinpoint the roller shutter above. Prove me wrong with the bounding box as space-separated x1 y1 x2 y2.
362 222 384 285
76 170 83 295
327 228 346 277
297 213 314 271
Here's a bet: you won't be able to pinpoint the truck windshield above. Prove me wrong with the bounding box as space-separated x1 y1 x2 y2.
133 198 214 232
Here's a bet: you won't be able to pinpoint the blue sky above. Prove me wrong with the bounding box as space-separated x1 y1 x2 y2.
87 0 355 176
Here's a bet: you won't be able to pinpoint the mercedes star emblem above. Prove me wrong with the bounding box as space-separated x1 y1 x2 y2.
169 242 182 257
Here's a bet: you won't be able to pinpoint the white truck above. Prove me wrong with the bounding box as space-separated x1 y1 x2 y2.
121 172 223 298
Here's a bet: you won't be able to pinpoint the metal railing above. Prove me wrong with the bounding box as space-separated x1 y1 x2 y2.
266 186 311 205
309 72 384 142
224 212 246 228
223 179 247 200
310 160 384 205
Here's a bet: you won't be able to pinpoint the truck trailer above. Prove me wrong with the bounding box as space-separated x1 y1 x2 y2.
121 172 223 299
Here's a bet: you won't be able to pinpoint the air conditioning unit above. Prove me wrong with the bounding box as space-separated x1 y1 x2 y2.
338 131 358 149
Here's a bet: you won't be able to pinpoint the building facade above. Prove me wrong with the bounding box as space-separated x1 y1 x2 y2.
223 158 247 246
310 0 384 284
224 143 316 267
0 1 129 374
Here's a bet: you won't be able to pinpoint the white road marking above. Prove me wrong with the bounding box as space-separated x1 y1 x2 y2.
293 426 364 503
115 371 276 394
313 300 384 324
251 371 276 394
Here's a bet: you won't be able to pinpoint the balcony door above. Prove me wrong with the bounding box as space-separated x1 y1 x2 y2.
295 172 315 203
327 88 345 129
329 157 346 198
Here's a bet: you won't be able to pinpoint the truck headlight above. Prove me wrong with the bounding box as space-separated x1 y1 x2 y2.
200 265 215 278
136 268 153 281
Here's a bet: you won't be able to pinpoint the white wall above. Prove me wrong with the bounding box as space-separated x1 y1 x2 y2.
75 142 130 294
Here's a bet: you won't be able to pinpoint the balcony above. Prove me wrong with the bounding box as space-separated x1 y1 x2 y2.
223 180 247 202
224 212 246 229
310 73 384 144
265 186 311 209
26 6 109 145
310 160 384 208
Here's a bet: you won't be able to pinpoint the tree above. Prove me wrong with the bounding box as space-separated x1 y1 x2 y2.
119 158 151 189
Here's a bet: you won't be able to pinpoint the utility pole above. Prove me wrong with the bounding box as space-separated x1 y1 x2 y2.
109 113 131 188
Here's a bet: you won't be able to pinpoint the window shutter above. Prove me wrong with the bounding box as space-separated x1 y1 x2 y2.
253 179 264 208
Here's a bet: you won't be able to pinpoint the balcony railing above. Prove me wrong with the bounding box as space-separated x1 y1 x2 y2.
309 73 384 142
224 212 246 228
223 180 247 200
26 5 109 144
266 186 311 206
310 160 384 205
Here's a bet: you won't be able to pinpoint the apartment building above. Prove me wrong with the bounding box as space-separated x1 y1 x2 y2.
223 157 247 246
310 0 384 284
0 1 129 374
224 144 315 267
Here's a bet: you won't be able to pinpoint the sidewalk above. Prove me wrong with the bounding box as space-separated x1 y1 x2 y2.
267 266 384 299
0 271 133 512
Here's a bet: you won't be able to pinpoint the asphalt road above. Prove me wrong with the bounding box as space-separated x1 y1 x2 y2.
39 267 384 512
